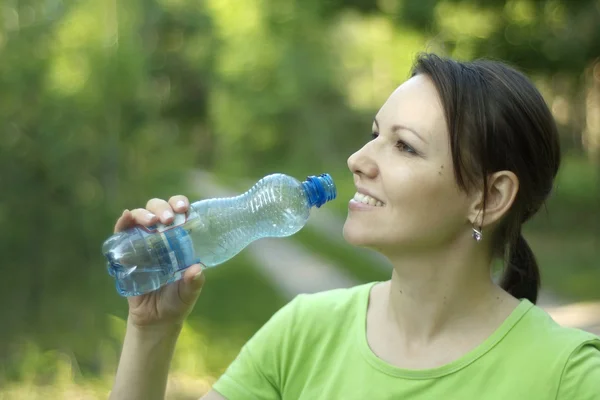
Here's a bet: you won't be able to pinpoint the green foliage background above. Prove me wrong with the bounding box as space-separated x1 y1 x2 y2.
1 0 598 397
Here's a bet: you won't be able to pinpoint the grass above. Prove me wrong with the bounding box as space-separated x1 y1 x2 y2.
0 324 216 400
0 251 286 399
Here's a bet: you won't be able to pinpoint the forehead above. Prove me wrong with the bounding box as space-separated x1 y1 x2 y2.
374 75 447 142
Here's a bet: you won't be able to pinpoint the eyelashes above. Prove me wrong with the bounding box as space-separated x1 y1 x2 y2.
396 141 417 155
370 132 418 155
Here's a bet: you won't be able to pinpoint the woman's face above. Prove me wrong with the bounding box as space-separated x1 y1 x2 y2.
343 74 475 255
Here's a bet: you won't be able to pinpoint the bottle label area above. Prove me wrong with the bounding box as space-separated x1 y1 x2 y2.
160 232 181 269
156 224 201 273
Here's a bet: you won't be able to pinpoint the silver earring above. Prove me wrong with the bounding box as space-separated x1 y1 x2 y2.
472 227 483 242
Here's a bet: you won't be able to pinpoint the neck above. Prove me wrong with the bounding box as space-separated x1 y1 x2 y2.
382 241 509 343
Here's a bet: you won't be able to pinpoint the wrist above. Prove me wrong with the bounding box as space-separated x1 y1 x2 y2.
126 318 183 341
110 318 182 400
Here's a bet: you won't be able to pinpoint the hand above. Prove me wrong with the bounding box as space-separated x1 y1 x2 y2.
114 196 205 329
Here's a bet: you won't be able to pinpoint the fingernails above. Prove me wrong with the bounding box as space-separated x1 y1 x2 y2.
193 270 203 280
176 200 186 209
162 210 173 220
146 213 156 221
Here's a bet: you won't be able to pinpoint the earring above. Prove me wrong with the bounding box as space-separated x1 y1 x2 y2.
472 226 483 242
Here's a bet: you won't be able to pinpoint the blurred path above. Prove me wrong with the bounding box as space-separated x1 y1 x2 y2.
542 302 600 335
188 170 600 335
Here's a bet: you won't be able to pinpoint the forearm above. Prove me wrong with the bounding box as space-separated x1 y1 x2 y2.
109 319 182 400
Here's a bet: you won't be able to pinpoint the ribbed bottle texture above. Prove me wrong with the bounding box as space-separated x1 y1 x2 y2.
102 173 336 296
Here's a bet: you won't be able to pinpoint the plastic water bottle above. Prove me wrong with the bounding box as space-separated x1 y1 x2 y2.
102 173 336 296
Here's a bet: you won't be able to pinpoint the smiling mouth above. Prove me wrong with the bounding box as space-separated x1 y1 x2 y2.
352 192 384 207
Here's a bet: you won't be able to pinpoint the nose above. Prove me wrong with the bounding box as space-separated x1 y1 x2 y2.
347 142 378 179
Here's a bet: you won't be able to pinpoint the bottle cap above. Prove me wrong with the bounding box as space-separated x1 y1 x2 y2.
303 173 337 208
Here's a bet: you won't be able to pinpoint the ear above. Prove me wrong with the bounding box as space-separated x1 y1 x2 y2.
468 171 519 229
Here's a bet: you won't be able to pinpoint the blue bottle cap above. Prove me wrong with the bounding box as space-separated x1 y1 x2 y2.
303 173 337 208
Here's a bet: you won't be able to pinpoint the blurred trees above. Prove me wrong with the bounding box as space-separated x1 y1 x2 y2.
0 0 598 379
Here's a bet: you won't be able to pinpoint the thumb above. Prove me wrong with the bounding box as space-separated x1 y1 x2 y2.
178 264 205 305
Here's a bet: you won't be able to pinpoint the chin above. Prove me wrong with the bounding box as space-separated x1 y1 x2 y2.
342 220 377 248
343 219 408 256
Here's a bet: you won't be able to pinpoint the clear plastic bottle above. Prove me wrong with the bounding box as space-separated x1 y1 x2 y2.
102 173 336 296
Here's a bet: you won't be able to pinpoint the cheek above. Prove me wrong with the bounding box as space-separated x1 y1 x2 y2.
424 173 470 229
386 163 446 199
387 165 466 218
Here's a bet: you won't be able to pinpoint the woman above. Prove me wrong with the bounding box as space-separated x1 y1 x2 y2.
109 54 600 400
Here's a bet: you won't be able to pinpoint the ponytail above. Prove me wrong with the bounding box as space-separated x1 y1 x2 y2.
500 233 540 304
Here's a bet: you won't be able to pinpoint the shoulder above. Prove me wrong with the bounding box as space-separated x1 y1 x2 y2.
525 304 600 398
211 283 378 398
290 282 375 317
507 301 600 371
243 282 375 344
517 303 599 348
486 301 600 397
264 282 375 344
256 282 375 329
227 283 375 365
556 338 600 399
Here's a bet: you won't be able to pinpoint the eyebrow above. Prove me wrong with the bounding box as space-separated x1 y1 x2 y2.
373 118 427 144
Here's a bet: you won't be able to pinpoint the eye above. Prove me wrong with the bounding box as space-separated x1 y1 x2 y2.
396 140 417 155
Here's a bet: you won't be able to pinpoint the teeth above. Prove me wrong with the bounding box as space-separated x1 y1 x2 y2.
353 192 384 207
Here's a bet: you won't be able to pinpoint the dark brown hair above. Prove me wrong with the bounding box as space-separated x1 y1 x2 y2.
411 54 561 304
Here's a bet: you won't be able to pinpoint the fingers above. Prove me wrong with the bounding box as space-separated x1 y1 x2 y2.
130 208 160 226
114 208 158 233
183 263 204 284
145 198 176 224
114 209 134 233
113 195 190 234
168 195 189 214
179 264 205 305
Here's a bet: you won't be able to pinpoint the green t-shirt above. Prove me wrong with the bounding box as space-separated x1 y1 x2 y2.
213 282 600 399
